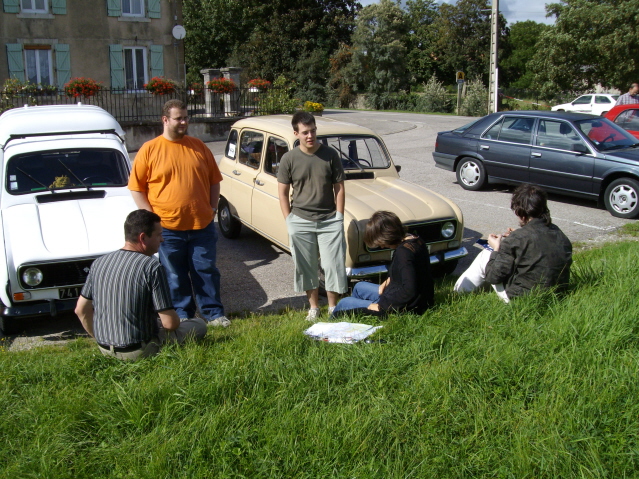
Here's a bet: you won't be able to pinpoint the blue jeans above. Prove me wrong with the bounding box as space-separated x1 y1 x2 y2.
159 221 224 320
330 281 380 318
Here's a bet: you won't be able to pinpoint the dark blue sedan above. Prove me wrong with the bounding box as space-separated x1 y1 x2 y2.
433 111 639 218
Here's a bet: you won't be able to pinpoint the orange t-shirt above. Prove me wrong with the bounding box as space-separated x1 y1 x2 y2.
128 135 223 231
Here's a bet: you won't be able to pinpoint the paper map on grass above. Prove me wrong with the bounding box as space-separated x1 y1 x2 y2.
304 322 383 344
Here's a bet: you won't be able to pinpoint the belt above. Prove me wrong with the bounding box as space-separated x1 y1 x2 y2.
97 342 143 353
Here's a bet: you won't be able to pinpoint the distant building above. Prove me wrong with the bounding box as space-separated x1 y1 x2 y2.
1 0 184 88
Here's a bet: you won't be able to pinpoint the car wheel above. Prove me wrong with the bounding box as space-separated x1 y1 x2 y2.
604 178 639 219
456 158 486 191
217 198 242 238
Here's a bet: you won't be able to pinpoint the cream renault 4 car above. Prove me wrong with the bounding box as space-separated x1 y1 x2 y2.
218 115 467 282
0 104 136 332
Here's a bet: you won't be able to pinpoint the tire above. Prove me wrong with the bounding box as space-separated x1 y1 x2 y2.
604 178 639 219
456 157 487 191
217 198 242 238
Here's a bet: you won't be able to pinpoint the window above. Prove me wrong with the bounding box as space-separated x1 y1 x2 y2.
319 135 391 169
238 131 264 169
21 0 47 12
484 117 534 144
124 47 147 89
225 130 238 159
614 109 639 131
536 120 584 151
122 0 143 16
264 137 288 176
573 95 592 105
24 47 52 85
595 96 612 104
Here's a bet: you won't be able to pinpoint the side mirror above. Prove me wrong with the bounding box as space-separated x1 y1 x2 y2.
395 165 401 173
573 143 589 154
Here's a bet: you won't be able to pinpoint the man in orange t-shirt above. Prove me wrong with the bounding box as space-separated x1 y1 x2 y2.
128 99 229 327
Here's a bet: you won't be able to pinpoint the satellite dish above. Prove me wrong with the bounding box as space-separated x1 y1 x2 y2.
172 25 186 40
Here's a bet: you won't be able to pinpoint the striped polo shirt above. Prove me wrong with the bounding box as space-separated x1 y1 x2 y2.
81 249 173 347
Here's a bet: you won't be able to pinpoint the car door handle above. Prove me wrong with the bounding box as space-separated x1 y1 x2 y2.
480 145 489 150
255 179 264 186
232 170 241 175
531 152 541 157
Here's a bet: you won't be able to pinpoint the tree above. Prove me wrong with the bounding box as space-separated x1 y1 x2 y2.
404 0 439 86
427 0 508 84
529 0 639 95
349 0 410 94
500 21 550 88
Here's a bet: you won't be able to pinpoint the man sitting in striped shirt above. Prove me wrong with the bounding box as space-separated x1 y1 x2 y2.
75 209 208 360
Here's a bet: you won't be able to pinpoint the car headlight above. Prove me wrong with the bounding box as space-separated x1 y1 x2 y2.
441 221 455 239
22 267 43 287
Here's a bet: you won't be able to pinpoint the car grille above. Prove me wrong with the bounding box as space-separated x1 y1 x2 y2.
18 259 96 290
366 220 457 252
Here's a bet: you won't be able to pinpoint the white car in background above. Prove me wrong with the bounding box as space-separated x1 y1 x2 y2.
551 94 619 116
0 105 136 333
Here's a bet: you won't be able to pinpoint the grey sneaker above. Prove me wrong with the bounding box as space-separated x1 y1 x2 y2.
305 308 320 322
208 315 231 328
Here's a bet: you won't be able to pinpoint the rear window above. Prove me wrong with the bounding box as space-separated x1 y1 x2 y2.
6 148 129 195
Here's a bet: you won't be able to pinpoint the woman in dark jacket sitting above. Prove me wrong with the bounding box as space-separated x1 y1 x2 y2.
330 211 434 318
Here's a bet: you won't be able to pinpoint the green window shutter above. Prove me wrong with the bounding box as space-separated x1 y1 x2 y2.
3 0 20 13
106 0 120 16
147 0 160 18
109 44 125 89
150 45 164 78
6 44 25 82
55 44 70 88
51 0 66 14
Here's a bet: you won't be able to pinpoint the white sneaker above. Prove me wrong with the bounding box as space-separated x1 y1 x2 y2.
208 316 231 327
328 306 336 316
305 308 320 322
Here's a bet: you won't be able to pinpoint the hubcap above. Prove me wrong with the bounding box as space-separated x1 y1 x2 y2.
610 185 637 213
220 206 230 230
460 162 480 186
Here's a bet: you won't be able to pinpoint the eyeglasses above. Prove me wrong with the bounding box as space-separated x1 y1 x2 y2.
169 116 189 122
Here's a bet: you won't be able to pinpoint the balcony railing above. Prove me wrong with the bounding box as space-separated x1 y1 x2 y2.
0 87 293 122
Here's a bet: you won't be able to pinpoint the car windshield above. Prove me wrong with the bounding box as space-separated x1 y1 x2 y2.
6 148 129 195
317 135 391 170
574 118 639 152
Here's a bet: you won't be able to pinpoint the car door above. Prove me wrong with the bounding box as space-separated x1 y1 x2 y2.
251 135 290 248
478 115 533 183
530 119 594 194
224 129 264 223
569 95 594 113
593 95 614 116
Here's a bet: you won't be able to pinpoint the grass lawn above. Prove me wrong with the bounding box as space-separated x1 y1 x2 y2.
1 241 638 478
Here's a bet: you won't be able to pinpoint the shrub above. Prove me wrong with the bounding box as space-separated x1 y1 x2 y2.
64 77 102 97
364 91 419 111
258 76 298 115
247 78 271 91
460 78 488 117
417 75 452 113
206 77 237 94
303 101 324 113
144 77 177 95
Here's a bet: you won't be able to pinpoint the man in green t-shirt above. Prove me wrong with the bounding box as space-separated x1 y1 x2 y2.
277 112 347 321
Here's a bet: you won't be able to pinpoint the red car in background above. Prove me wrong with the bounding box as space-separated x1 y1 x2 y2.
605 104 639 139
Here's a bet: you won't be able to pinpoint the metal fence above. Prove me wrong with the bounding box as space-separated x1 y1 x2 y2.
1 87 290 122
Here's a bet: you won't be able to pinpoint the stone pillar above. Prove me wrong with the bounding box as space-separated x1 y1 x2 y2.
200 68 221 116
221 67 242 116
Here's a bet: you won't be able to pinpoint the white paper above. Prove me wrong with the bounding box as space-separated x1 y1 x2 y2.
303 322 383 344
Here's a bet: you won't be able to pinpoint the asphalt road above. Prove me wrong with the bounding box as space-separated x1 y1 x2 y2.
5 109 632 348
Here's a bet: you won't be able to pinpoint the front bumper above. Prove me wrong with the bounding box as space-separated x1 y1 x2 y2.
2 298 77 318
346 246 468 279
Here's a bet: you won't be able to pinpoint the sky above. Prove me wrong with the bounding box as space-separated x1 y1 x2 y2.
358 0 555 26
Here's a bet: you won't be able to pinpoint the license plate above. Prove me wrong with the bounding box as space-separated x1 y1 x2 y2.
59 287 81 299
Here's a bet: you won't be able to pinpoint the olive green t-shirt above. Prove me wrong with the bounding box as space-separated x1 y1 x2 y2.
277 144 345 221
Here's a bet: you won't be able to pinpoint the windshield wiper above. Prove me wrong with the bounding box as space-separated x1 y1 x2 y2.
15 167 50 191
57 159 88 189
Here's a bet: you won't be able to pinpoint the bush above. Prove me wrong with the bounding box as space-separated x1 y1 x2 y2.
206 77 237 94
364 91 420 111
416 75 452 113
258 76 298 114
144 77 177 95
64 77 102 97
460 78 488 116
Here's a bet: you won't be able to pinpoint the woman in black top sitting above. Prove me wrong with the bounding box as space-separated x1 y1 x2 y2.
330 211 434 318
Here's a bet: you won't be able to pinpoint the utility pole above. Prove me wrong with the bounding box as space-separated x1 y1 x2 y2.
488 0 499 113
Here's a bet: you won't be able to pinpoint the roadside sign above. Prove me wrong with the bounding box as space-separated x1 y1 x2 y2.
456 71 465 84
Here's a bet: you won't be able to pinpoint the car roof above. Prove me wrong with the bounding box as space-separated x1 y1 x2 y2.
230 114 379 141
0 104 125 148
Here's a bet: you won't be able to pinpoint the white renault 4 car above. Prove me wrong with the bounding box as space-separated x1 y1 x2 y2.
0 104 137 332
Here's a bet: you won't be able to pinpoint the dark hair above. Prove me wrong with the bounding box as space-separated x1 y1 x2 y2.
124 209 161 243
162 99 187 117
364 211 406 249
291 111 316 132
510 184 551 225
